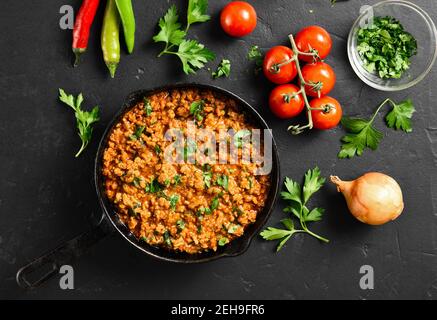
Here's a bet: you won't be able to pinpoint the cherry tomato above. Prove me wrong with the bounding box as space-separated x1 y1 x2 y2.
269 84 304 119
263 46 297 84
295 26 332 62
220 1 257 37
310 96 342 130
301 61 336 97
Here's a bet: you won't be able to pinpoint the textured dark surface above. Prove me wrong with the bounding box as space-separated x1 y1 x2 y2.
1 0 437 299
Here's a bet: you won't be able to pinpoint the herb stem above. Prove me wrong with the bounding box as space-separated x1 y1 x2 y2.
370 98 392 123
75 141 88 158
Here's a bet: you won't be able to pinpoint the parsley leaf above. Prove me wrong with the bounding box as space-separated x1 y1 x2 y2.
338 120 383 158
338 98 414 159
176 39 216 74
261 167 329 251
260 219 300 252
153 5 186 47
303 167 326 203
212 59 231 79
281 177 301 204
187 0 210 29
154 2 215 74
58 89 99 158
385 98 415 132
247 45 263 74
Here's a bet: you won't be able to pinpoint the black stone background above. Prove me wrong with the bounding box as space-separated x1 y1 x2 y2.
1 0 437 299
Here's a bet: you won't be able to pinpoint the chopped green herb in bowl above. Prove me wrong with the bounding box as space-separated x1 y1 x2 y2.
347 1 437 91
356 16 417 80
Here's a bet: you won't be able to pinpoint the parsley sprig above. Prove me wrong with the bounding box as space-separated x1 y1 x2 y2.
153 1 215 74
338 98 415 159
261 167 329 252
58 89 100 157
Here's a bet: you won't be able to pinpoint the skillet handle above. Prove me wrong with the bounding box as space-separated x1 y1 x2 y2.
16 214 112 289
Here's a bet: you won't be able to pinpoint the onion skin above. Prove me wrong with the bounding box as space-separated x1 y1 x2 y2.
330 173 404 226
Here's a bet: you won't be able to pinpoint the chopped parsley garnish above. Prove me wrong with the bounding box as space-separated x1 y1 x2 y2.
218 237 229 246
144 98 153 116
132 176 143 188
216 174 229 191
210 195 220 211
173 174 181 185
130 125 145 140
163 230 172 247
176 219 185 231
233 129 251 148
169 194 179 210
247 45 263 74
212 59 231 79
227 224 239 234
190 100 205 126
232 206 244 217
203 171 212 188
154 144 162 154
145 178 163 193
357 16 417 79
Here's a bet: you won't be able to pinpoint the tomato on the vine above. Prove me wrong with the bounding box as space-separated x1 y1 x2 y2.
301 62 336 97
220 1 257 37
263 46 297 84
269 84 304 119
310 96 342 130
295 26 332 62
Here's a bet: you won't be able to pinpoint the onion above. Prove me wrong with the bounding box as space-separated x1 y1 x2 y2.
330 172 404 226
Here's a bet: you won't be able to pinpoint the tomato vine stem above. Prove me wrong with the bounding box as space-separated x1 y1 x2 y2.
286 34 320 135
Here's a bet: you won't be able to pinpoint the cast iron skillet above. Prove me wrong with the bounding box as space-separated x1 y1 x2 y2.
16 83 280 289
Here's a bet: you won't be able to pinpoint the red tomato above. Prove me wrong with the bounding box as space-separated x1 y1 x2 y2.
220 1 257 37
310 96 342 130
301 62 336 97
269 84 304 119
295 26 332 62
263 46 297 84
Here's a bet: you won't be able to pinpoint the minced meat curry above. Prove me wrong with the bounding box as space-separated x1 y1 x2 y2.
102 88 270 253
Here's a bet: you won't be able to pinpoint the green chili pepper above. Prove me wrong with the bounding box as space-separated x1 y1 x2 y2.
115 0 135 54
101 0 120 78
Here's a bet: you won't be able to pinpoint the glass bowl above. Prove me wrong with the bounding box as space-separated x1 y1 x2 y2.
347 0 437 91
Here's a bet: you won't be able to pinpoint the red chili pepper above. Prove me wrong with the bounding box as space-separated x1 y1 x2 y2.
72 0 100 67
